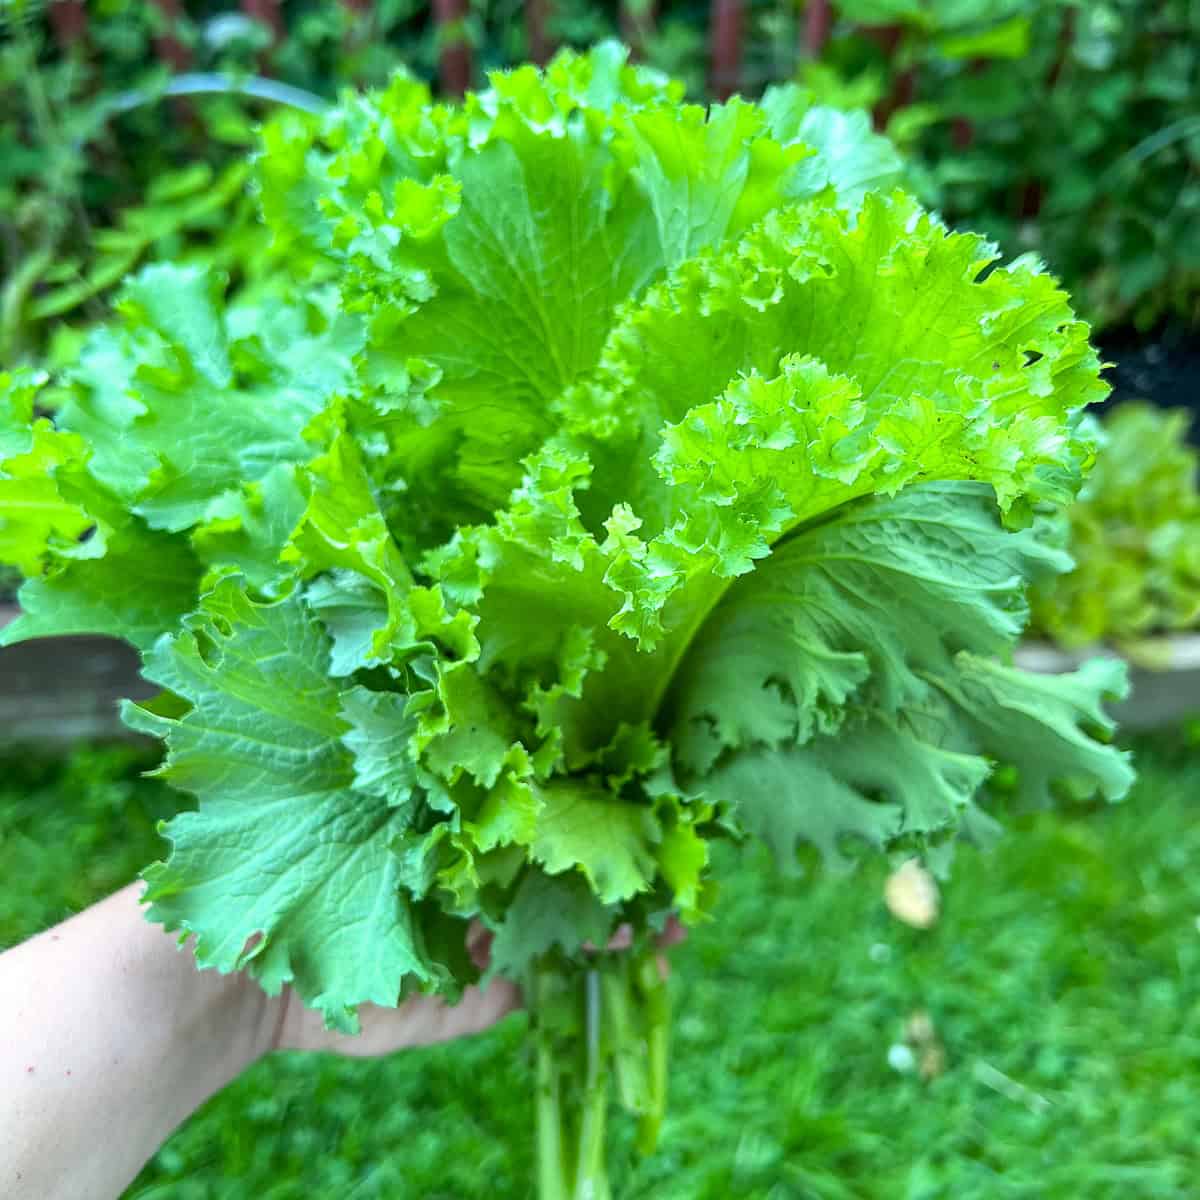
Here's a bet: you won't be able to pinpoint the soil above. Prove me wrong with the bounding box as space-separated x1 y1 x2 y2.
1097 322 1200 438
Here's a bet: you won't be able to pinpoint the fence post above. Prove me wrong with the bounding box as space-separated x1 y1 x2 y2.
952 58 987 149
709 0 743 99
527 0 555 65
1045 5 1075 89
241 0 284 45
621 0 656 60
1012 6 1075 221
434 0 473 96
48 0 87 49
804 0 831 58
862 24 915 130
149 0 192 71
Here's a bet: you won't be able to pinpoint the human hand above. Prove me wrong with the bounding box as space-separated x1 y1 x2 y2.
266 917 686 1057
265 924 520 1057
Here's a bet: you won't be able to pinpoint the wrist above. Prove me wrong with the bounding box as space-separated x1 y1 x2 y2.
121 885 277 1089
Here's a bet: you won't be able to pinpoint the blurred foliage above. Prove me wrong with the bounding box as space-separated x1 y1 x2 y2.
0 741 183 948
1 735 1197 1196
809 0 1200 331
1030 404 1200 648
0 0 316 362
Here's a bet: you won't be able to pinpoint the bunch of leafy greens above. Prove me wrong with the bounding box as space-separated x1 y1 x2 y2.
0 45 1133 1197
1030 404 1200 648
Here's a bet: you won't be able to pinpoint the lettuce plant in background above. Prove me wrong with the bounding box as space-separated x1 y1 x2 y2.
1030 404 1200 649
0 46 1134 1198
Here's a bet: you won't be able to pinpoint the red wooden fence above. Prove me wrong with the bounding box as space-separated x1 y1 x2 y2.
526 0 555 66
47 0 87 46
45 0 1073 172
46 1 853 100
242 0 284 50
620 0 656 60
433 0 472 94
148 0 191 71
45 1 904 103
804 0 831 58
709 0 743 100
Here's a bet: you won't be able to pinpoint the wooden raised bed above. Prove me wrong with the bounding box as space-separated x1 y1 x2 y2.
0 605 153 745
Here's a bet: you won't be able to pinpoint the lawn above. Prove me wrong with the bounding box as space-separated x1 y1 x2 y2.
2 735 1197 1199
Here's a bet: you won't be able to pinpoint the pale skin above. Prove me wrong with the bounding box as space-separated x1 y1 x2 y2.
0 882 521 1200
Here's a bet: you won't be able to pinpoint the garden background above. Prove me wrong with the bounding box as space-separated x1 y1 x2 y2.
2 2 1199 1197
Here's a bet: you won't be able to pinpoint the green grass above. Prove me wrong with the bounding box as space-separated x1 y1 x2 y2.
2 737 1198 1199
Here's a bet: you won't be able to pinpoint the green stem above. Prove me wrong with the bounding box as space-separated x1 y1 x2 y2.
0 239 55 363
602 955 650 1117
573 969 611 1200
534 965 571 1200
634 950 670 1155
532 949 668 1199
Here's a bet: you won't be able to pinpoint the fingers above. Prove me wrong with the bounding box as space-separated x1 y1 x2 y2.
314 975 522 1058
280 914 683 1058
658 915 686 948
582 915 687 955
466 921 494 971
429 978 522 1044
605 924 634 951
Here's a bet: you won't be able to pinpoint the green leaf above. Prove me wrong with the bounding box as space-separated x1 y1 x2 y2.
532 779 662 904
0 424 92 577
339 686 421 812
283 426 422 671
0 367 46 460
656 815 710 921
305 571 392 676
0 374 204 650
57 265 361 532
486 870 614 979
670 483 1064 763
671 483 1129 865
4 522 200 651
761 90 906 208
616 99 809 269
191 464 308 596
707 746 902 873
949 653 1133 805
937 15 1032 60
130 580 439 1031
419 662 523 789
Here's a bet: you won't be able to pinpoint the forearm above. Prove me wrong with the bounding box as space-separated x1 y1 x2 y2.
0 882 275 1200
